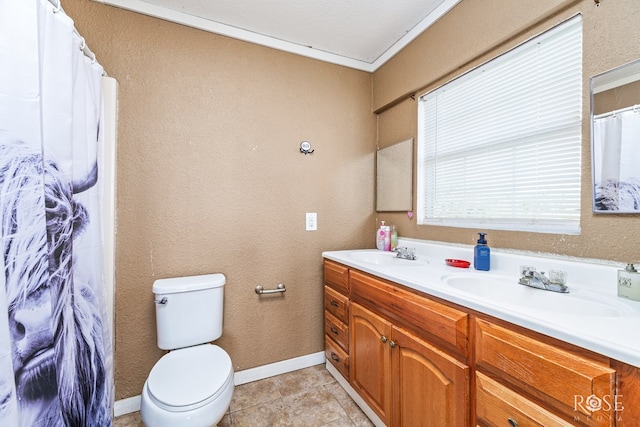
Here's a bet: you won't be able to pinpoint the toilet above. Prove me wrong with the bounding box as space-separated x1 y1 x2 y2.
140 274 234 427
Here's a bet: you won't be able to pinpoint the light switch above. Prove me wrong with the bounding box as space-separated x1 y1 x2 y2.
306 212 317 231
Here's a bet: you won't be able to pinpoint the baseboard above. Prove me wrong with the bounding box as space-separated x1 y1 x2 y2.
114 395 141 418
325 362 385 427
113 351 325 417
233 351 325 386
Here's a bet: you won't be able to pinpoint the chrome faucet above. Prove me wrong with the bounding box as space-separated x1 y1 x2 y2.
518 269 569 293
394 247 416 260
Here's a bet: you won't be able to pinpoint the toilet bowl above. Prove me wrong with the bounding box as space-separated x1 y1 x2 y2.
141 344 234 427
141 274 234 426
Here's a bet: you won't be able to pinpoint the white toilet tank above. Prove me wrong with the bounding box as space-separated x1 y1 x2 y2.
152 274 226 350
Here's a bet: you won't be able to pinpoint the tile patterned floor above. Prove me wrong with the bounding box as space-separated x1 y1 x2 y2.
113 364 374 427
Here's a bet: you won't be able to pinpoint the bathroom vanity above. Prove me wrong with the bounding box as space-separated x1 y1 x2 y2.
323 240 640 427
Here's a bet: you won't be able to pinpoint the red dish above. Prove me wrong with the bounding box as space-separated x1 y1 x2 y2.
445 259 471 268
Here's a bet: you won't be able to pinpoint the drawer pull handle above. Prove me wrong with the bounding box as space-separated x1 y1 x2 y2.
381 335 388 343
330 300 340 307
330 326 339 334
507 418 518 427
389 340 396 348
331 353 341 363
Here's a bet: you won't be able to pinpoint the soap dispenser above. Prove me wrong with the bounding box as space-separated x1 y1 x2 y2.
474 232 490 271
376 221 390 251
390 225 398 251
618 263 640 301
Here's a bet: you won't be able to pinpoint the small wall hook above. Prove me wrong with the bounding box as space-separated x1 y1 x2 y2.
300 141 314 155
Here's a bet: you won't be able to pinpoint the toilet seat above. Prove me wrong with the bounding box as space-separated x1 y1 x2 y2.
147 344 233 412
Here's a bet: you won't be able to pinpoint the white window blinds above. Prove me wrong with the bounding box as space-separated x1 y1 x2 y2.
417 15 583 234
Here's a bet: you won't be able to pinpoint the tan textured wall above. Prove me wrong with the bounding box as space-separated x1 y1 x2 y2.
372 0 579 112
63 0 640 403
65 0 375 400
375 0 640 262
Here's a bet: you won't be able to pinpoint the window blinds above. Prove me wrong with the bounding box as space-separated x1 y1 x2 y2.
417 15 583 234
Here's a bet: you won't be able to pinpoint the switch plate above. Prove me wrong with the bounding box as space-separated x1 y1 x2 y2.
306 212 317 231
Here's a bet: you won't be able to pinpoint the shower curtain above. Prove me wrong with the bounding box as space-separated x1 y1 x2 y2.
0 0 113 425
593 107 640 211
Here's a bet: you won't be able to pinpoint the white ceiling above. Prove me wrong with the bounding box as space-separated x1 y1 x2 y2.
95 0 461 71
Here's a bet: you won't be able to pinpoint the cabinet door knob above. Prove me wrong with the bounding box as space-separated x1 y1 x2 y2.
381 335 388 343
389 341 396 348
331 353 341 363
330 326 339 334
330 300 340 307
507 418 518 427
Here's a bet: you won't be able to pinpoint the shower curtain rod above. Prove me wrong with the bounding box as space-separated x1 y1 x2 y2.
594 103 640 120
47 0 97 63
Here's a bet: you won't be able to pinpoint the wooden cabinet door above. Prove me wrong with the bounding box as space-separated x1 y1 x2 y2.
391 325 469 427
350 303 392 425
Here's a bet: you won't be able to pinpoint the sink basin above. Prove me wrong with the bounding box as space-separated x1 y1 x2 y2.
349 251 428 266
441 274 628 317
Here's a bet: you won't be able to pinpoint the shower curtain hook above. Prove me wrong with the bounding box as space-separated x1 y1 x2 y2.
79 36 96 63
51 0 62 13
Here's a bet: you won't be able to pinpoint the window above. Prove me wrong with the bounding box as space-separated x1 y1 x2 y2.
417 15 582 234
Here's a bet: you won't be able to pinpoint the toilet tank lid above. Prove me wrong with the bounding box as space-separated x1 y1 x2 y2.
153 273 226 294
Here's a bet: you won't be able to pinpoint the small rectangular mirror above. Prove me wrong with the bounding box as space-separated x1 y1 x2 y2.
591 59 640 213
376 138 413 212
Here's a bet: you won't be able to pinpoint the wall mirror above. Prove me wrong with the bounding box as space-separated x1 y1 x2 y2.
376 138 413 212
591 58 640 213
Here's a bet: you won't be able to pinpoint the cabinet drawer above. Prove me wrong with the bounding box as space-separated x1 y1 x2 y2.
350 270 468 358
475 319 615 427
324 260 349 294
325 335 349 379
324 286 349 324
476 372 574 427
325 310 349 352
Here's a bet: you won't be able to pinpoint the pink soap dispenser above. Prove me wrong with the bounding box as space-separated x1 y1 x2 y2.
376 221 391 251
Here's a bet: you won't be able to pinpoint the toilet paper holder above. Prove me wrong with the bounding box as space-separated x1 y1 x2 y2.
255 283 286 295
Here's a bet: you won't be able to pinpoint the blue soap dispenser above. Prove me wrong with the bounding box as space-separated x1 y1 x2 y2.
474 232 490 271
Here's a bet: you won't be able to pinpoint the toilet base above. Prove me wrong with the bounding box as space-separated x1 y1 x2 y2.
140 370 234 427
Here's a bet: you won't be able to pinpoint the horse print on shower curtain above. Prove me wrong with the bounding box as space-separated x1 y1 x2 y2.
0 0 113 425
593 108 640 212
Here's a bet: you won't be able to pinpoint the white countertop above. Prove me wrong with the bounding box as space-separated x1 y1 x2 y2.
323 238 640 368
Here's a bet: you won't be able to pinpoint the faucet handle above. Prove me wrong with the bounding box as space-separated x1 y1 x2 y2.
520 265 536 278
548 269 567 285
394 246 416 260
